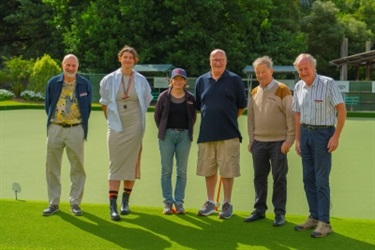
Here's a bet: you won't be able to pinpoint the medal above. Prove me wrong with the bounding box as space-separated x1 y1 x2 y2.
121 72 133 99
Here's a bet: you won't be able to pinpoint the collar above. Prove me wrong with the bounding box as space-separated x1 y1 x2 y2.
260 79 276 90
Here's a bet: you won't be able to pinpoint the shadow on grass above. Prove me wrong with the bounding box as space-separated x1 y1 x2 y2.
60 210 375 250
58 211 171 249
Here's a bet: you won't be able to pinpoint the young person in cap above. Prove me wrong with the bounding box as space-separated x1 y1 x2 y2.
154 68 197 214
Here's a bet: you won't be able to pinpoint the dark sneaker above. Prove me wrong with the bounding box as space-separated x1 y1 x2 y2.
311 221 333 238
175 203 186 214
42 205 59 216
294 216 318 231
163 201 174 215
71 204 83 216
198 201 216 216
219 202 233 219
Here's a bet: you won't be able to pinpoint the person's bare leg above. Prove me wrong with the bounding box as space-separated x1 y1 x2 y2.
206 174 217 201
222 177 233 203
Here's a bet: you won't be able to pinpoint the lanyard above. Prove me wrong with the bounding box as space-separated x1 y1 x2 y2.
121 72 133 99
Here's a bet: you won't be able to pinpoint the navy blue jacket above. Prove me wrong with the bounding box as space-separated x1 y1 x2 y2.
44 73 92 140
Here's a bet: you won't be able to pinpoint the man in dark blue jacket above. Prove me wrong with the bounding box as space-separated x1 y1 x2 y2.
43 54 92 216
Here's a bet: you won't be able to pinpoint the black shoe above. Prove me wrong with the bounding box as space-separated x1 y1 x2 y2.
110 198 120 221
273 214 286 226
120 192 130 215
71 204 83 216
42 205 59 216
244 211 265 222
111 211 120 221
120 203 130 215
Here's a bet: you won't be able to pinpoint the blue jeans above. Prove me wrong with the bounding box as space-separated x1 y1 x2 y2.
300 126 335 223
158 129 191 204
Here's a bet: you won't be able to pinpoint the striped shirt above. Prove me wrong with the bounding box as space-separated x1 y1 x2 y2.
292 74 344 126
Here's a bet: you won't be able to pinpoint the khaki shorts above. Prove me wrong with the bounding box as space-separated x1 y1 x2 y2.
196 138 240 178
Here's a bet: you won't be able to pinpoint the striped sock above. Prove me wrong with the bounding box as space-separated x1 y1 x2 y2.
124 188 132 195
109 190 118 199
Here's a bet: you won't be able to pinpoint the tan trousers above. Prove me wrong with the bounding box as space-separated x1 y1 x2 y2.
46 124 86 205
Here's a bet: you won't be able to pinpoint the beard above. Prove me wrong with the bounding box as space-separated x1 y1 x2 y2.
64 71 76 78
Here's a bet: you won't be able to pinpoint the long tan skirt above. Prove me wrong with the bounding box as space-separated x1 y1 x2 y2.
107 87 143 181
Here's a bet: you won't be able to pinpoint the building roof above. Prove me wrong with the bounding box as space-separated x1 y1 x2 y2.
330 50 375 66
133 64 175 72
243 65 297 74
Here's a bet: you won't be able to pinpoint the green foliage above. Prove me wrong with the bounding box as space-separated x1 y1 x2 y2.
339 15 373 54
256 0 307 65
0 56 34 97
0 0 64 60
0 0 374 79
300 1 345 77
28 54 61 94
331 0 375 38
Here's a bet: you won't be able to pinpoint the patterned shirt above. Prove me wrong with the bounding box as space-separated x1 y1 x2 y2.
51 81 82 124
292 74 344 126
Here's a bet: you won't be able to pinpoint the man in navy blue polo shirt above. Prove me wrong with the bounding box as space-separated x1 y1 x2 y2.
195 49 247 219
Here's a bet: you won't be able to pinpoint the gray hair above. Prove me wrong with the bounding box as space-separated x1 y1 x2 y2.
62 54 79 65
252 56 273 69
294 53 316 68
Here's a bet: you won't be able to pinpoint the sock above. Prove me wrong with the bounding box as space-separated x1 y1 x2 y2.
109 190 118 199
124 188 132 196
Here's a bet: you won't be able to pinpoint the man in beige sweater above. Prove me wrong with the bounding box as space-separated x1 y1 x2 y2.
244 56 295 226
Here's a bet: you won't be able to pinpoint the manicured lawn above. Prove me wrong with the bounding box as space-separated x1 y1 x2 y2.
0 200 374 249
0 107 374 249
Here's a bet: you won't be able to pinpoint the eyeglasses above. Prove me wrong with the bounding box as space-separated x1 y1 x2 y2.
210 58 226 63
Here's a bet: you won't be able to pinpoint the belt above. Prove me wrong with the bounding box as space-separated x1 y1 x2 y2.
54 123 82 128
302 124 334 130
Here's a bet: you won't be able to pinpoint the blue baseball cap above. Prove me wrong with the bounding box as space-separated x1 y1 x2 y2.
171 68 187 79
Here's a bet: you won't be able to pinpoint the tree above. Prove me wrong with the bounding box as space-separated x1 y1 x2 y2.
331 0 375 52
51 0 278 75
256 0 307 66
300 0 345 76
0 56 34 97
0 0 64 60
1 0 374 79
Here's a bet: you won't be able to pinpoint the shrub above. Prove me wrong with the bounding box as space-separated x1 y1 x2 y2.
28 54 61 94
20 90 45 102
0 56 34 97
0 89 15 101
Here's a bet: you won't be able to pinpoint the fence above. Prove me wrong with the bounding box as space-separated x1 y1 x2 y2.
80 73 375 112
337 81 375 111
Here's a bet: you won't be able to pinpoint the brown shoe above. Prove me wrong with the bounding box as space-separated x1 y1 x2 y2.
311 221 333 238
294 216 318 231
